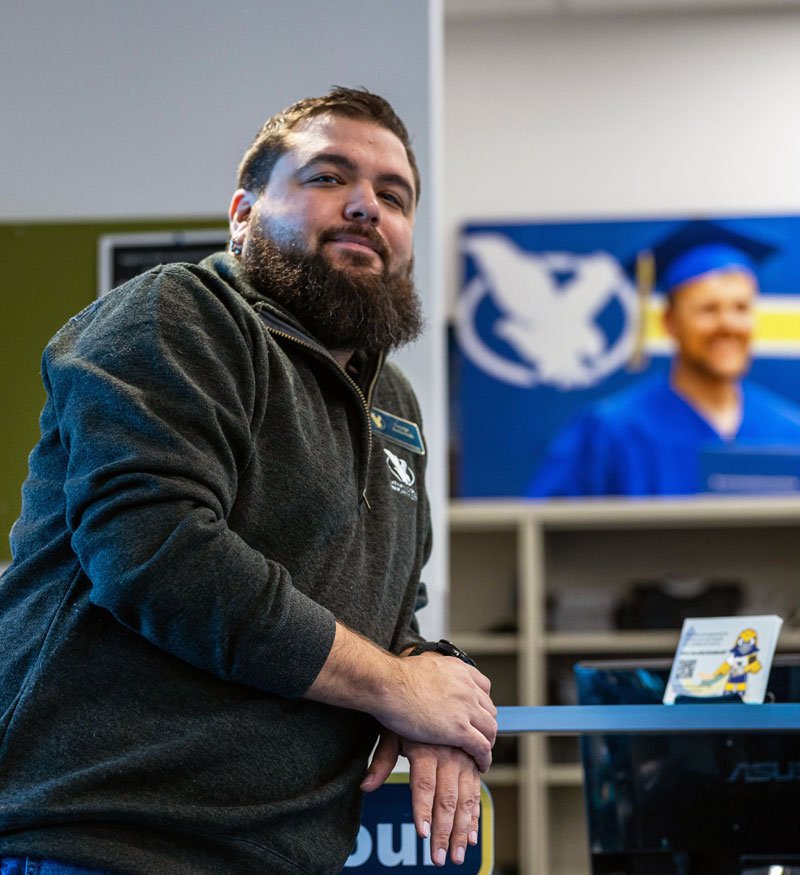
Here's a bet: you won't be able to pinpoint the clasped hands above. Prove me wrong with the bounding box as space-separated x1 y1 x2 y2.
362 651 497 867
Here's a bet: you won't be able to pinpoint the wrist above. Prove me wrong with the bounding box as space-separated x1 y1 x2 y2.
307 621 402 715
405 638 477 667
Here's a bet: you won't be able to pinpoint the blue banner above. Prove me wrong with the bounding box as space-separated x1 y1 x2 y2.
454 214 800 497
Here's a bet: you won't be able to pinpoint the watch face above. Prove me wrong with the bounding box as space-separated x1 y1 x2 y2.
440 640 476 666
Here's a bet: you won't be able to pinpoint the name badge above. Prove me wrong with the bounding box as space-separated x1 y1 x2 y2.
370 407 425 455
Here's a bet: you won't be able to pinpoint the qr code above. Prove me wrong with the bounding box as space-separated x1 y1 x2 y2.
676 659 696 679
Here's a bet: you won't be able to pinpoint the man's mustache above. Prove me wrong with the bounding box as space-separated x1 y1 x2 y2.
317 224 390 264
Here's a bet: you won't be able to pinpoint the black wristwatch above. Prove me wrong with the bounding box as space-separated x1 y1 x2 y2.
406 638 477 667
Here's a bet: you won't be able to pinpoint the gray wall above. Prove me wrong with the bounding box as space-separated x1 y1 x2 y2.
444 9 800 311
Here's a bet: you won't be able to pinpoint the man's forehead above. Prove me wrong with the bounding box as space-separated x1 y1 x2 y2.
284 115 414 184
675 268 758 302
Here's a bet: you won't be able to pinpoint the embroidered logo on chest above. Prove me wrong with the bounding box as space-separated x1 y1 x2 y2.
384 448 418 501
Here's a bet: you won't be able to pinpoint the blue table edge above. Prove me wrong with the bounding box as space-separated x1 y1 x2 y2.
497 703 800 734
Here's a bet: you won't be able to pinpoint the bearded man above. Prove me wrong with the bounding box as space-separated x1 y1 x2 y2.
0 88 496 874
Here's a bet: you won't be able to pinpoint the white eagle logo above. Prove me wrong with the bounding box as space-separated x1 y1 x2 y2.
384 448 415 486
457 232 637 389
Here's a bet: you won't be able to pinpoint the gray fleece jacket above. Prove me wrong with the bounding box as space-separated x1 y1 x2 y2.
0 253 430 874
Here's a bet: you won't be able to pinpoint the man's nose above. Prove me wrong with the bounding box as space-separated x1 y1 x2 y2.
343 185 380 224
720 306 751 331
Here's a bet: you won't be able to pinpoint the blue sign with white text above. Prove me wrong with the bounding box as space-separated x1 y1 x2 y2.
343 775 493 873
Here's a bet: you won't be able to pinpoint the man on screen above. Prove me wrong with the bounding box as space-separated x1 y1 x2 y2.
528 220 800 496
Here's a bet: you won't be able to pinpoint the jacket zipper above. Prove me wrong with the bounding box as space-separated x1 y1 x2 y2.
254 305 382 508
361 349 385 510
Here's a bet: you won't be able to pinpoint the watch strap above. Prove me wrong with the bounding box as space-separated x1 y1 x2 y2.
406 638 477 667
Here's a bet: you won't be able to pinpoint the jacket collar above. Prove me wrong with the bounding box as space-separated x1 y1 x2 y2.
202 251 384 392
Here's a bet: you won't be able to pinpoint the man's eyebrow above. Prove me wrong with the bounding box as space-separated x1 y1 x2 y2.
298 153 415 204
376 172 415 205
298 153 357 175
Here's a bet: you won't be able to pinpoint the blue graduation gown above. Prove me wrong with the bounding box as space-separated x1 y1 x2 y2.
528 373 800 497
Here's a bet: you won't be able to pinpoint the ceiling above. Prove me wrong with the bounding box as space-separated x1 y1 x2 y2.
445 0 800 18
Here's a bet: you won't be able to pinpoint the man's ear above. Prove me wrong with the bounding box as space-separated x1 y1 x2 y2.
662 298 677 340
228 189 256 241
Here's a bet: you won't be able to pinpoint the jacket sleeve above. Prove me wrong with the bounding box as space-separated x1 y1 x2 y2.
48 266 336 699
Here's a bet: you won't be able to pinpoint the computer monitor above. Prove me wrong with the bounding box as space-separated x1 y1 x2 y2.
574 656 800 874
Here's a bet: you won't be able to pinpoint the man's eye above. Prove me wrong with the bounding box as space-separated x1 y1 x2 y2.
310 174 340 184
380 192 404 209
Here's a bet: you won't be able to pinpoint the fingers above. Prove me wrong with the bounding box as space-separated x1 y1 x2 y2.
468 665 494 696
467 715 496 773
461 726 493 773
473 706 498 746
429 758 458 866
360 730 400 793
406 744 436 842
472 746 491 774
469 774 481 847
437 761 479 866
406 742 483 867
448 700 496 772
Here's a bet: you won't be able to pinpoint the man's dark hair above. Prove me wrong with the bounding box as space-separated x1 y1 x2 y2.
237 86 420 203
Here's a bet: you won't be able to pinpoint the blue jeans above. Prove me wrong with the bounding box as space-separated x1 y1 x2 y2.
0 860 113 875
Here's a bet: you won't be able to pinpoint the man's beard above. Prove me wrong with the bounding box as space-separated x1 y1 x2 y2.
241 223 424 355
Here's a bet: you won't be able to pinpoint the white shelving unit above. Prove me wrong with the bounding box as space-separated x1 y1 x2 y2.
448 497 800 874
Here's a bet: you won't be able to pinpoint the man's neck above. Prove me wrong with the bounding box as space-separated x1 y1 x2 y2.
330 349 354 369
670 361 743 438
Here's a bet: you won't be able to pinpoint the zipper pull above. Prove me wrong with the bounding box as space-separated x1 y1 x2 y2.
362 490 372 512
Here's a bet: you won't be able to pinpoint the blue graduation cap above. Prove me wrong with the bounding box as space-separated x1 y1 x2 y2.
627 220 780 369
644 219 780 294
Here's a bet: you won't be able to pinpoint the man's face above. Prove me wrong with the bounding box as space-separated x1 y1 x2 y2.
663 268 757 381
244 114 416 278
229 113 423 355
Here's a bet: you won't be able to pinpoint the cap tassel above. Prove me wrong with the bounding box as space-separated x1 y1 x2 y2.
628 248 654 371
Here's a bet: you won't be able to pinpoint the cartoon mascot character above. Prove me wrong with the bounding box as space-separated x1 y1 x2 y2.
700 628 762 695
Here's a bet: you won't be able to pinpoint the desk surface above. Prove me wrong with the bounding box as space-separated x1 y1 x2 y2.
497 703 800 734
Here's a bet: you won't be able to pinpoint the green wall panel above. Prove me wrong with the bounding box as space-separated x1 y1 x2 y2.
0 217 226 561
